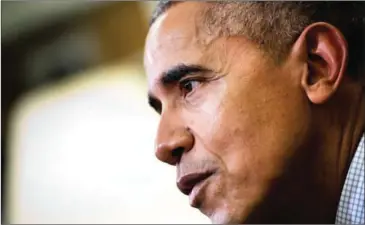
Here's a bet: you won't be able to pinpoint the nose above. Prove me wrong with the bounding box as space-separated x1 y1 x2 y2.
155 119 194 165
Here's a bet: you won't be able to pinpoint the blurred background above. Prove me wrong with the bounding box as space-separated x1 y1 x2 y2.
1 1 209 223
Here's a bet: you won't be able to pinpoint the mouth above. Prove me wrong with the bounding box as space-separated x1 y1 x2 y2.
177 171 214 196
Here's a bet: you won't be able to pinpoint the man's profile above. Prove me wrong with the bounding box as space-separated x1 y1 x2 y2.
143 2 365 223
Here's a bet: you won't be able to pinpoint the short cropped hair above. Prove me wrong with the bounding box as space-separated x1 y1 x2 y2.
150 1 365 81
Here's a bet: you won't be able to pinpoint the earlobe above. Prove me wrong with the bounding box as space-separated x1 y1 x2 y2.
298 22 348 104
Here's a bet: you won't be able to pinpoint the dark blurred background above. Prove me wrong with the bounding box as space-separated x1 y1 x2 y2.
2 1 209 223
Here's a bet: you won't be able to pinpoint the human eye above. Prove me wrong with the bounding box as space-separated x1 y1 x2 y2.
179 79 201 97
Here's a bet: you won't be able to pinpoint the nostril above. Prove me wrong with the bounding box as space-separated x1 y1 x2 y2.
172 147 184 157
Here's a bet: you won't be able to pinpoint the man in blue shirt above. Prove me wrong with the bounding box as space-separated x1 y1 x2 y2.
144 2 365 223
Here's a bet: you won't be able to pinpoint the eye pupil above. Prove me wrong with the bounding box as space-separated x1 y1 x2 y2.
180 80 200 96
184 81 193 92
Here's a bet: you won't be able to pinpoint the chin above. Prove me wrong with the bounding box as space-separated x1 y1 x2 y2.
209 209 247 224
210 213 230 224
210 215 244 224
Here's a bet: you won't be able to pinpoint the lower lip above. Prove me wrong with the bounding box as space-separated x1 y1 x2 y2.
189 175 212 208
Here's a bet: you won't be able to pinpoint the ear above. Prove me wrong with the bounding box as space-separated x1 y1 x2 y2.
291 22 348 104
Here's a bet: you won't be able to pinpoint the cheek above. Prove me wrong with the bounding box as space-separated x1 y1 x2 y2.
202 73 311 221
183 80 228 146
208 71 310 179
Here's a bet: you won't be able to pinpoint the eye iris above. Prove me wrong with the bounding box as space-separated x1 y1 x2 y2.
184 81 194 92
181 80 200 95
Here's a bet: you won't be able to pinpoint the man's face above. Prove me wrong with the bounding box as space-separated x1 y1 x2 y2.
144 2 312 223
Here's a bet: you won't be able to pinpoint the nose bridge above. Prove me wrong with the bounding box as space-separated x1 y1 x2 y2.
155 110 194 165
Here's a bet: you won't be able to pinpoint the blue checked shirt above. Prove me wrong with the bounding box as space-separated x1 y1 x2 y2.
336 134 364 224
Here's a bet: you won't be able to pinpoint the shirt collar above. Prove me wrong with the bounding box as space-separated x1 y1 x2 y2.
336 134 364 224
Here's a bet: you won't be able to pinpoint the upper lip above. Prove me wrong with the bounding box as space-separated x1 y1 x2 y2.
177 171 214 195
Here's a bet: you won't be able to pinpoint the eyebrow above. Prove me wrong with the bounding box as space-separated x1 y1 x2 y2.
147 63 210 114
160 63 209 85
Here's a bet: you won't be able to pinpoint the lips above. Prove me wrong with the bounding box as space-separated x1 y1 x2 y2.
177 172 213 195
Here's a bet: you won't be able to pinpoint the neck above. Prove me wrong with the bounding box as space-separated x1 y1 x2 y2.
309 80 365 222
244 80 365 224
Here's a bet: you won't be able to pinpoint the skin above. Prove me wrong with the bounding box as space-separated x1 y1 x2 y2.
144 2 365 224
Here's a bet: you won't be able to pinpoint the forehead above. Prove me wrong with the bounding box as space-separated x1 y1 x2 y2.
144 2 213 87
